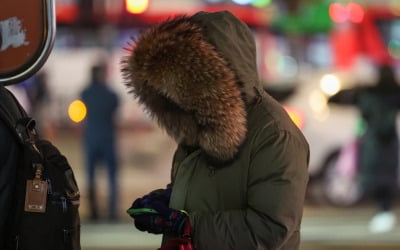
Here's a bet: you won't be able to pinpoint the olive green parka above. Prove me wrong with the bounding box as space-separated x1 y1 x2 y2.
122 11 310 250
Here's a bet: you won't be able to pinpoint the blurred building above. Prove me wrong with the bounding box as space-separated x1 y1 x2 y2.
39 0 400 173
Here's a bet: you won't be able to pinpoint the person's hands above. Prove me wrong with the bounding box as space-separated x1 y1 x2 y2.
133 206 188 235
131 188 171 210
128 188 188 235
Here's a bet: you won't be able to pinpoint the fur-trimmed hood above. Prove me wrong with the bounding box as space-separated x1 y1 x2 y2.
121 11 264 162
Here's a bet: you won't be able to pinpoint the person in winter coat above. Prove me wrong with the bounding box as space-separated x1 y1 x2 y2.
81 64 120 221
329 65 400 233
0 86 20 249
122 11 310 249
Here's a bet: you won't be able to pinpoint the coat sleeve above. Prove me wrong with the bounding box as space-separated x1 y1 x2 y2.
189 129 309 249
328 88 361 105
0 119 19 236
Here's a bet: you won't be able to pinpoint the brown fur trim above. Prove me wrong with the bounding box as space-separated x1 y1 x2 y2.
121 16 247 161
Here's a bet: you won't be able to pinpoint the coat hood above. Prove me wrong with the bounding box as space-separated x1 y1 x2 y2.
122 11 264 162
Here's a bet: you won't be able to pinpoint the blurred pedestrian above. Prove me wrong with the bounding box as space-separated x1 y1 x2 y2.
329 64 400 233
81 64 120 222
122 11 310 249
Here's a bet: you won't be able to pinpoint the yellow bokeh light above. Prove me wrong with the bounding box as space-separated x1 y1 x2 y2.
68 100 87 123
390 0 400 16
309 90 330 121
309 90 327 113
284 106 305 129
126 0 149 14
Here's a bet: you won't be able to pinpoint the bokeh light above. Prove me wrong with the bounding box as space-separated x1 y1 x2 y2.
329 3 348 23
388 39 400 58
278 55 298 79
232 0 252 5
125 0 149 14
390 0 400 16
329 2 364 24
348 2 364 23
251 0 271 8
320 74 341 96
284 106 305 129
68 100 87 123
309 90 330 121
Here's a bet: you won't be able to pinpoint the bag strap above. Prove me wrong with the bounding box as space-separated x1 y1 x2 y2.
0 87 41 154
0 87 44 248
0 86 44 159
0 88 22 136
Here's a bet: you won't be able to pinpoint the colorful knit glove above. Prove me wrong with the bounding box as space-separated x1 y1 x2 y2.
132 208 188 235
131 188 171 209
127 188 188 235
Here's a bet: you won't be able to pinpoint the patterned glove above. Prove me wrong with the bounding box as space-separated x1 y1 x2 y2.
128 188 188 235
133 208 188 235
131 188 171 209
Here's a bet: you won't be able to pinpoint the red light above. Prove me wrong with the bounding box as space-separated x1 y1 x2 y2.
329 3 348 23
329 2 364 24
56 3 79 23
348 2 364 23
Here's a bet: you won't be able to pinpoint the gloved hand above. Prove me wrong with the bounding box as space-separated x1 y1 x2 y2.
133 207 188 235
128 188 188 235
131 188 171 210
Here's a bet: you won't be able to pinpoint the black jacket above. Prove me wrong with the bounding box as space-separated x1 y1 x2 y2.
0 86 21 248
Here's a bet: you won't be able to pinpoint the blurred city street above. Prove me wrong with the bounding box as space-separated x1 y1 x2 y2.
53 128 400 250
2 1 400 249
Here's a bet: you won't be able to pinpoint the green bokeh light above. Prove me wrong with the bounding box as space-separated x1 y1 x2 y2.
251 0 271 8
388 39 400 58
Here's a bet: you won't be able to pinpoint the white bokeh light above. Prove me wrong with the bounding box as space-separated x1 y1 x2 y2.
320 74 341 96
232 0 252 5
